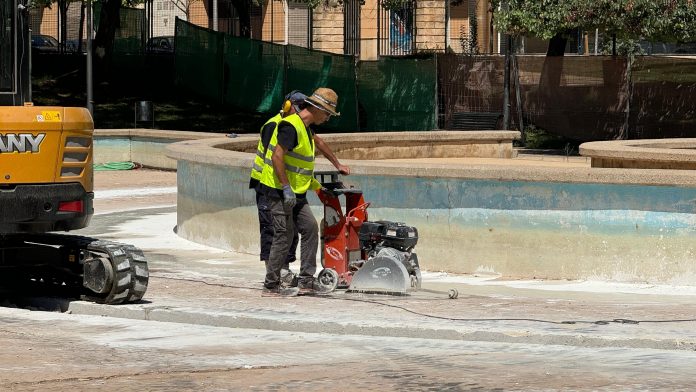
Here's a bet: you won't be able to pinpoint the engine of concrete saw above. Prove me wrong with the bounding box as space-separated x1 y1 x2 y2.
359 221 419 253
315 172 422 295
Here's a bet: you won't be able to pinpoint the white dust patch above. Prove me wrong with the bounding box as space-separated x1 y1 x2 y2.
421 271 696 296
109 211 224 253
95 204 177 216
95 186 177 199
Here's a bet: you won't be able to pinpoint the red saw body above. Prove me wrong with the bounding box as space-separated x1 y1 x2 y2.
315 172 421 295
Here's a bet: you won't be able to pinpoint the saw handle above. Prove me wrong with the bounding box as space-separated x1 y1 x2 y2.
347 202 370 219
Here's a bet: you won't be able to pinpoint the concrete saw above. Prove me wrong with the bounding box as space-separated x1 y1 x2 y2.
316 171 422 295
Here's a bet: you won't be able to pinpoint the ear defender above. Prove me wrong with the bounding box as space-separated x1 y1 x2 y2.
282 99 292 115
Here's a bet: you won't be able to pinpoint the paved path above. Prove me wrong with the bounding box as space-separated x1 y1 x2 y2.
2 168 696 391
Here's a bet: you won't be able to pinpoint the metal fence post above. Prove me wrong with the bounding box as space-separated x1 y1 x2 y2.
434 54 439 130
623 55 634 140
503 35 511 130
354 56 360 131
87 0 93 116
513 40 524 143
283 44 289 102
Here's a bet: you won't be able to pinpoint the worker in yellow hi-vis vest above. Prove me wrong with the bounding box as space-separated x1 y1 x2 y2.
249 91 307 287
258 87 349 297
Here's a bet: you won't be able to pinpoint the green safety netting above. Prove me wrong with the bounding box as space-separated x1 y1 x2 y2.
175 19 225 103
357 56 437 131
174 19 438 132
224 36 286 113
285 45 359 132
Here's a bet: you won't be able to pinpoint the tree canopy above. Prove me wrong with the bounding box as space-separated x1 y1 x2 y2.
493 0 696 42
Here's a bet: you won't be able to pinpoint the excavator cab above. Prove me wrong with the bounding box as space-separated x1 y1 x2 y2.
1 0 31 106
0 1 148 304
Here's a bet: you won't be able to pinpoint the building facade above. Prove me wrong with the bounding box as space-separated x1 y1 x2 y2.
30 0 505 58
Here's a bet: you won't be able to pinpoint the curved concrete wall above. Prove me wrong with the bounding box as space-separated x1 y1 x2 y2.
167 132 696 285
94 129 223 169
581 138 696 170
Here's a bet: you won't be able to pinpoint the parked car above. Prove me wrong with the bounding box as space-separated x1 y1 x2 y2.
31 34 59 53
146 36 175 54
65 39 87 53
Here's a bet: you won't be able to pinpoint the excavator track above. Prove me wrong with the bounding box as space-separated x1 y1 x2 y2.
84 239 149 304
0 233 149 305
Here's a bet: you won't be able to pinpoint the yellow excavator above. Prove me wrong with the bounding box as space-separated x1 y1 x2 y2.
0 0 148 304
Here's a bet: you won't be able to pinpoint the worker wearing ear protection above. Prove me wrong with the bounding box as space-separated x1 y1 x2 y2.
259 87 350 296
249 90 307 284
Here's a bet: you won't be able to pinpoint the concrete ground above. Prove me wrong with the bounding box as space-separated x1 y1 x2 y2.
2 166 696 391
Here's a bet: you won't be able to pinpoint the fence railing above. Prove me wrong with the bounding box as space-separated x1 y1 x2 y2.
28 6 696 139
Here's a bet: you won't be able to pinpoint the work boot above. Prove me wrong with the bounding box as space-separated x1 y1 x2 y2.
262 285 299 297
280 268 298 288
298 278 332 295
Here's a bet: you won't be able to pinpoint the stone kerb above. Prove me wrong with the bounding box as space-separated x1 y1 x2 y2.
580 138 696 170
167 131 696 285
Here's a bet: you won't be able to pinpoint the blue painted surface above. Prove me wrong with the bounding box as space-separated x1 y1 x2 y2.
350 175 696 214
446 208 696 236
176 158 696 282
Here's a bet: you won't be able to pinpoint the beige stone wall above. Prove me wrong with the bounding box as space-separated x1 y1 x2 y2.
415 0 445 51
448 2 469 53
360 0 379 59
261 0 287 44
34 6 59 38
189 2 209 29
312 3 344 54
476 0 492 53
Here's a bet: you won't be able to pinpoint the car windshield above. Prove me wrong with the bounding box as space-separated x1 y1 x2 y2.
147 36 174 51
34 35 58 47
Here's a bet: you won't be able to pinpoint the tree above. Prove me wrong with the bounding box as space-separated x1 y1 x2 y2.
173 0 199 20
492 0 696 56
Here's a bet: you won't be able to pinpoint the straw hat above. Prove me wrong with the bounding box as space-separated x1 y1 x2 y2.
305 87 340 116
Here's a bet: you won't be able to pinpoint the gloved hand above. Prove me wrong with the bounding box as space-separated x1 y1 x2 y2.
282 184 296 208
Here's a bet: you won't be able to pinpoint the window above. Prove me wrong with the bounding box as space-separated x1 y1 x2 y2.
389 8 412 53
344 0 359 55
378 0 415 56
289 1 311 48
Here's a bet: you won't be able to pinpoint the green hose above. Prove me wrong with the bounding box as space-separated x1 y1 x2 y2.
93 161 138 171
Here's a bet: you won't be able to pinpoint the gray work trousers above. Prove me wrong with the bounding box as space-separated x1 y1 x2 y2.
264 197 319 289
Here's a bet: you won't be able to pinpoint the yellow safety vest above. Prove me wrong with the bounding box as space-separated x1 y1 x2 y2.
259 113 321 194
250 113 283 182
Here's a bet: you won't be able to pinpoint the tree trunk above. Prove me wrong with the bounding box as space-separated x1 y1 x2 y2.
93 0 121 80
59 0 69 53
540 32 567 90
546 33 567 56
537 32 569 135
